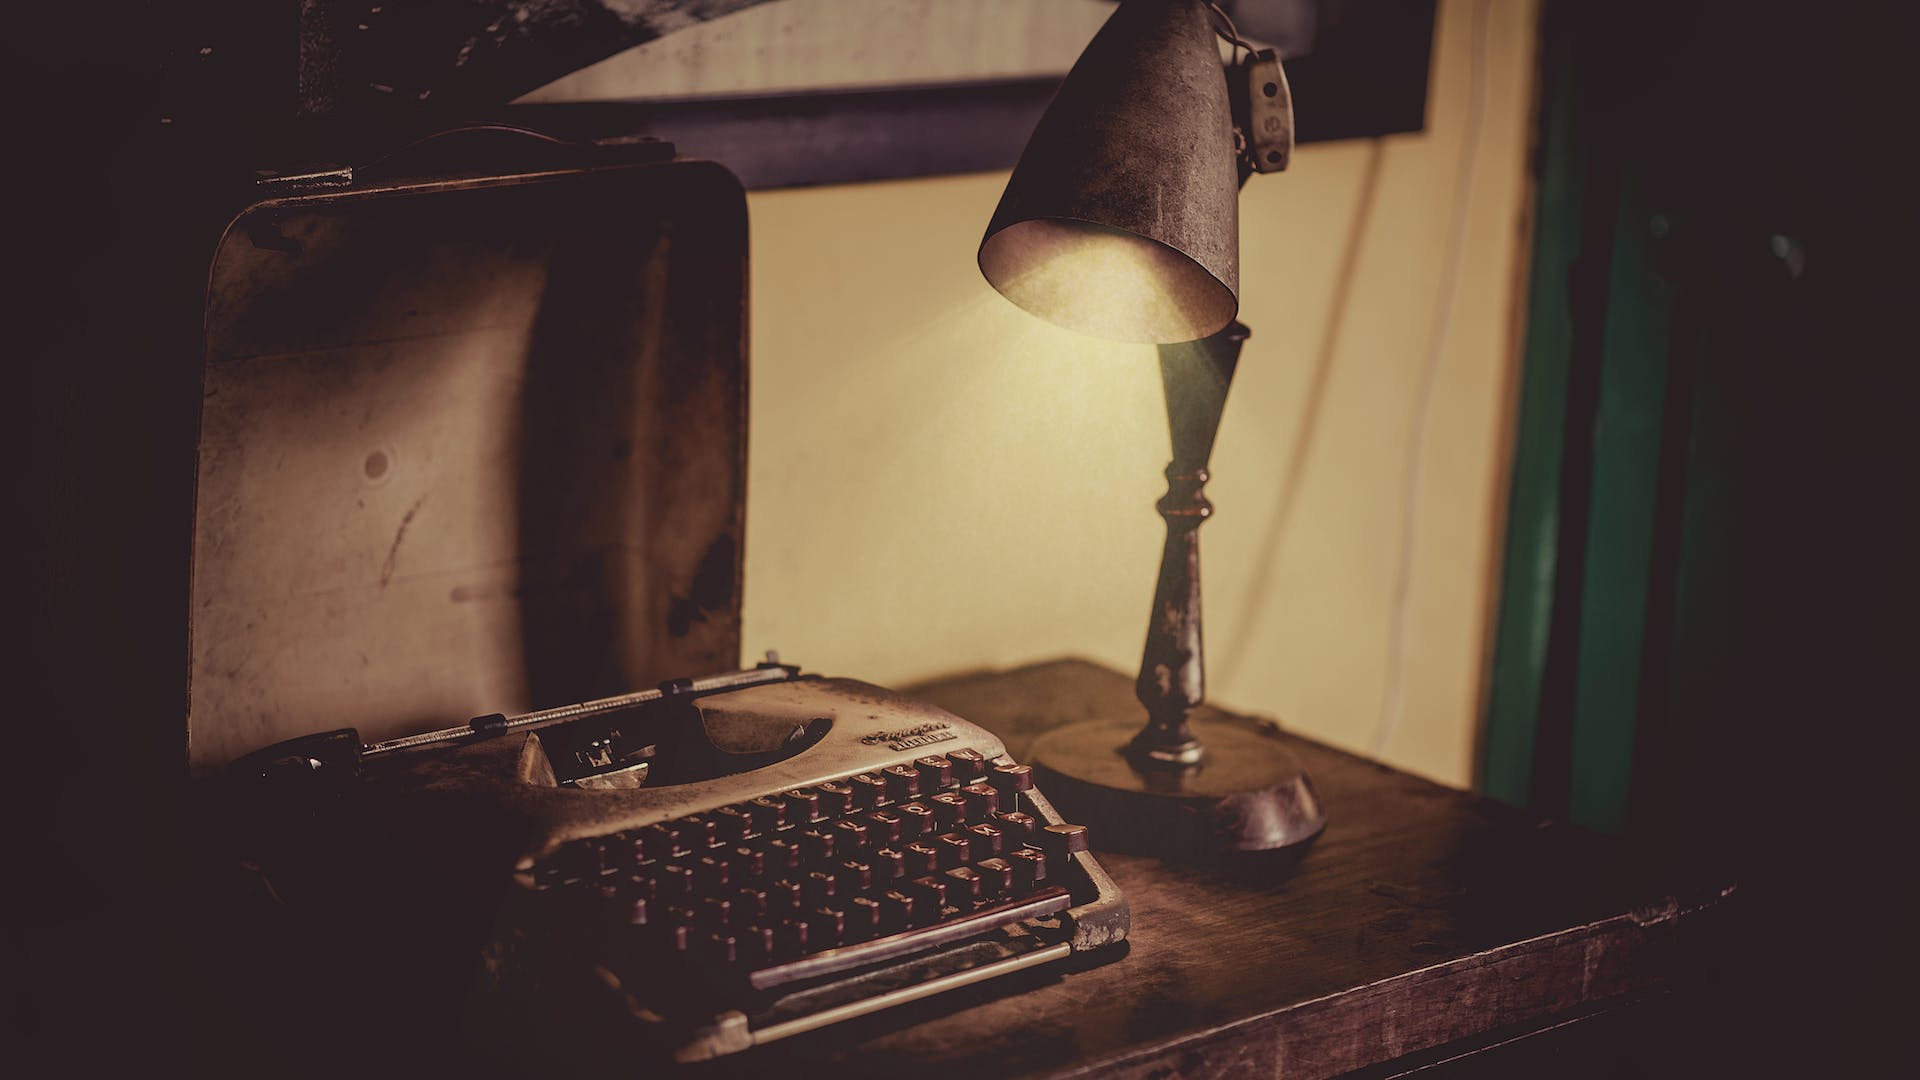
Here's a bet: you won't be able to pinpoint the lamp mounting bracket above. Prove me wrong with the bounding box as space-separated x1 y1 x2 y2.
1231 48 1295 174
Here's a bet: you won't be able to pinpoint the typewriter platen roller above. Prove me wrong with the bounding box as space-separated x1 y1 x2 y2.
230 660 1129 1063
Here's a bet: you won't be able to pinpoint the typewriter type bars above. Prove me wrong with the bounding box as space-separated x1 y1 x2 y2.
516 744 1124 1059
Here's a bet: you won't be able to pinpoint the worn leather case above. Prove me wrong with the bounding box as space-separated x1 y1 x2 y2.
188 139 749 774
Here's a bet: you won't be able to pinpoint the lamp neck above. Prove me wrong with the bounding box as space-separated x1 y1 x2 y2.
1131 320 1250 766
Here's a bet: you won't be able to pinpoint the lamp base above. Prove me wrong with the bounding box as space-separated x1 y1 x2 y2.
1028 715 1325 859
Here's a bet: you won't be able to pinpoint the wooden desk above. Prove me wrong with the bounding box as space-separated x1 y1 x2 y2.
141 658 1734 1078
717 659 1736 1078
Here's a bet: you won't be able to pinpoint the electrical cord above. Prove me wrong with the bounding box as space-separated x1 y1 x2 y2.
1214 136 1387 683
1207 3 1254 64
1370 0 1495 758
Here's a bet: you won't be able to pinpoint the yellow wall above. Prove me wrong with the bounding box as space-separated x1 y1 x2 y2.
742 0 1539 788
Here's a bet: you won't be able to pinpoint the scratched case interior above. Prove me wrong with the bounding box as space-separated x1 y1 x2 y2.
190 152 749 775
192 150 1124 1068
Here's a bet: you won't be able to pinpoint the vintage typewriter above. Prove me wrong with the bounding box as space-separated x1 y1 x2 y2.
233 656 1127 1063
168 142 1127 1067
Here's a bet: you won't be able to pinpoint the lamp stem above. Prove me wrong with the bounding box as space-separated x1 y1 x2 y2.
1131 320 1249 766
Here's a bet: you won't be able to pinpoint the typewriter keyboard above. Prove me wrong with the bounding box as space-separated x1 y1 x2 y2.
522 748 1094 995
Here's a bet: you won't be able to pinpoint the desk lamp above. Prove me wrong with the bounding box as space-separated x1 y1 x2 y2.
978 0 1325 855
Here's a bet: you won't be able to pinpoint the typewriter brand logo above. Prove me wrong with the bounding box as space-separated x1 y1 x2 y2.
861 721 956 752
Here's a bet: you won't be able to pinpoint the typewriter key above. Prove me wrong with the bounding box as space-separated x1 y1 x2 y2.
863 809 904 846
966 823 1005 859
869 847 906 882
878 890 917 931
947 747 990 782
734 886 769 923
724 845 764 880
644 822 684 857
676 815 719 850
703 932 741 964
989 763 1035 798
592 879 625 918
915 755 954 790
934 832 973 868
909 875 949 913
587 839 625 876
698 896 734 930
657 921 693 957
762 837 803 875
973 857 1014 898
710 805 752 843
895 801 936 838
835 859 872 895
846 896 883 941
1040 823 1090 863
802 870 838 907
746 796 788 833
783 788 822 823
991 810 1038 844
833 818 870 853
620 873 656 904
1009 848 1047 891
798 828 837 862
693 855 730 892
738 926 775 964
625 832 657 864
808 907 846 948
849 772 889 808
815 781 855 816
929 791 969 830
661 907 697 952
766 879 803 914
960 783 1000 819
943 865 985 905
773 919 809 959
902 842 940 876
882 765 921 801
655 863 694 900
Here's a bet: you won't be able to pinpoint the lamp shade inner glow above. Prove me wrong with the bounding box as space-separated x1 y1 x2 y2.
979 217 1238 345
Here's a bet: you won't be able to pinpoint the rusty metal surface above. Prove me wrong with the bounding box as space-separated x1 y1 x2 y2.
190 159 747 771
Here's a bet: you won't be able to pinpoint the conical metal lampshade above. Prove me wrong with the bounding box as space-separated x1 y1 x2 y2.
979 0 1239 344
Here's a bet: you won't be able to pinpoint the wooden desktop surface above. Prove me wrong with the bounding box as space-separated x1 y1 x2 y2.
715 658 1735 1078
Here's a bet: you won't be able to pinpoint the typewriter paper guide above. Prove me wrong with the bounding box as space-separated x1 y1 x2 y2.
188 164 747 773
400 677 1014 850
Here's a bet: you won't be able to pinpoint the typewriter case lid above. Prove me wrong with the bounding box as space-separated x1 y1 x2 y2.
188 149 748 774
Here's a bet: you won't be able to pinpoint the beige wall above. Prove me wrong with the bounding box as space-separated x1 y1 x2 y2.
741 0 1539 788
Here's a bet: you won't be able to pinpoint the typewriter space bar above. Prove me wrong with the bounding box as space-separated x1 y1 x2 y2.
747 887 1072 992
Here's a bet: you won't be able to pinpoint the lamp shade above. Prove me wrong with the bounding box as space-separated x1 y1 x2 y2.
979 0 1239 344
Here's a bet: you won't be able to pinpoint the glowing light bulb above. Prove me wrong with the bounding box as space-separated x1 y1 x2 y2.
979 219 1237 345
